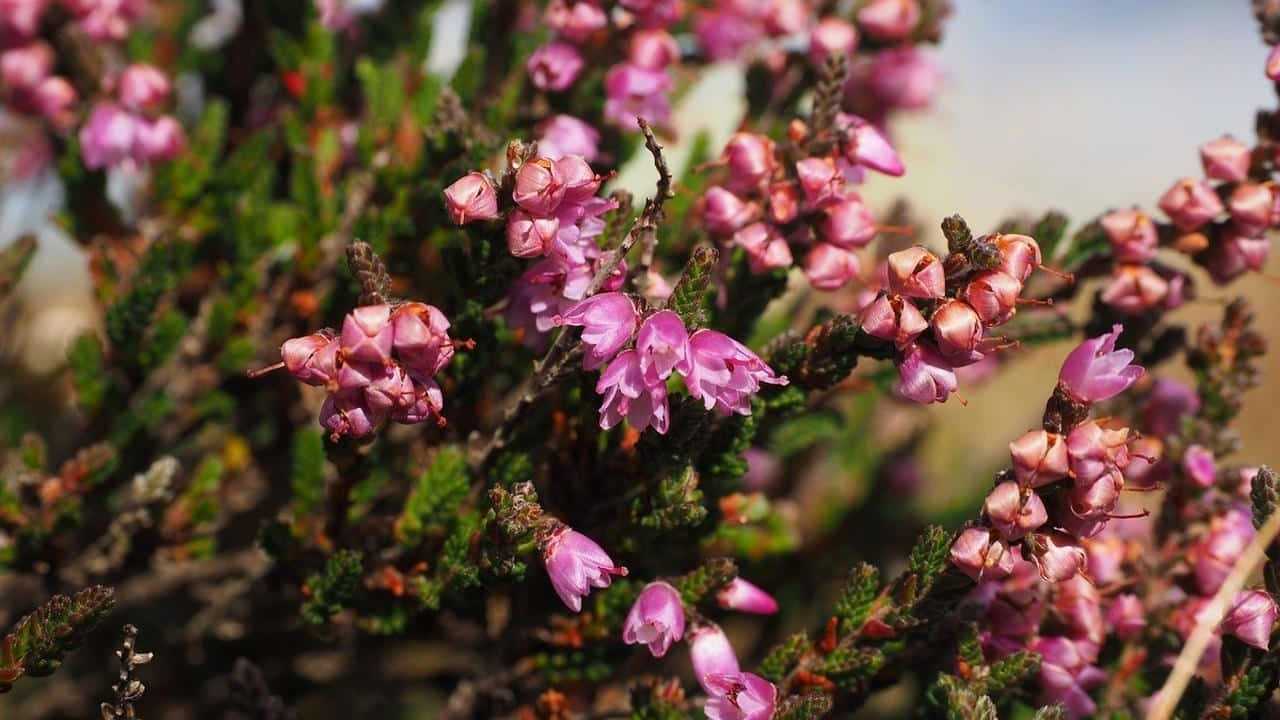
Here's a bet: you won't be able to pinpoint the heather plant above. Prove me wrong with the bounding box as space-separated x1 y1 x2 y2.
0 1 1279 719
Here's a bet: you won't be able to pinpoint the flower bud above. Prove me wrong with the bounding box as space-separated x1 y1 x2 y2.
0 42 52 91
527 42 584 92
1069 473 1121 521
505 210 559 258
513 157 566 216
444 172 500 225
839 113 905 177
959 270 1021 326
858 292 927 347
1193 508 1255 595
702 186 760 235
1106 594 1146 640
1223 589 1278 651
794 156 843 209
886 246 944 299
1122 436 1164 488
994 234 1042 283
984 481 1047 540
282 332 339 386
766 181 799 224
340 304 395 366
390 375 444 424
821 195 877 248
722 132 777 191
804 243 860 290
118 63 171 112
1200 135 1251 182
1067 420 1130 487
857 0 921 41
79 103 137 170
733 222 793 273
895 342 957 404
320 393 382 440
1010 430 1069 488
717 578 779 615
133 116 186 162
364 364 414 414
930 299 984 362
1055 574 1105 645
391 302 454 375
1227 181 1274 233
1100 264 1170 315
950 527 1014 581
629 28 680 70
1100 209 1158 263
1182 444 1216 488
1268 44 1280 82
689 624 740 692
544 0 606 43
32 76 76 128
1158 177 1224 231
808 17 858 65
622 581 685 657
1030 531 1087 582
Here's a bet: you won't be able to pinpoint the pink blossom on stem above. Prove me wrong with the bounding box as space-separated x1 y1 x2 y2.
622 581 685 657
717 578 778 615
1100 264 1170 315
886 246 944 299
1200 135 1252 182
732 222 793 272
704 672 777 720
1055 574 1105 644
513 157 566 216
930 299 984 363
506 210 559 258
722 133 777 192
804 243 860 290
1182 444 1217 488
629 29 680 70
391 375 445 425
0 0 48 44
282 332 339 386
67 0 146 41
862 46 940 111
895 342 957 404
858 292 927 347
1106 594 1146 640
557 292 639 370
1158 177 1224 231
984 480 1047 541
1032 636 1106 720
821 195 878 248
537 115 600 162
702 186 760 234
635 309 692 382
684 329 787 415
794 157 844 209
856 0 920 41
527 42 585 92
1031 531 1088 582
1227 181 1275 233
1100 209 1158 264
391 302 454 376
118 64 171 112
837 113 905 177
1066 420 1130 487
340 304 395 366
1009 429 1070 487
597 349 670 433
994 233 1042 283
1193 508 1255 595
444 172 500 225
1057 323 1144 404
695 8 763 63
0 42 52 93
808 17 858 66
319 393 382 440
1204 226 1269 284
133 116 186 162
618 0 681 27
544 0 606 42
1223 590 1278 650
543 525 628 612
950 527 1014 581
962 271 1021 326
689 623 740 692
603 63 673 129
79 103 137 170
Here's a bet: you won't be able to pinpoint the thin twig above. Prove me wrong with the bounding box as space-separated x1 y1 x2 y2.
1146 507 1280 720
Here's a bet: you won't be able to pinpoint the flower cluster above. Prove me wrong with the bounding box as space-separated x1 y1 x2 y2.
700 114 904 292
80 64 185 170
2 0 144 43
0 30 76 130
277 302 460 440
559 294 787 433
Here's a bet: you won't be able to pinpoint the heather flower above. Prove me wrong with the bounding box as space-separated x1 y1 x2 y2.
513 158 566 216
1269 43 1280 82
603 64 672 128
1122 436 1165 489
1100 264 1170 315
542 525 628 612
1066 420 1130 486
862 46 941 111
1033 636 1106 720
1227 181 1274 233
962 271 1021 326
389 374 444 425
1068 473 1121 522
821 195 878 248
702 186 760 234
950 527 1014 581
764 0 809 35
808 17 858 66
722 133 777 192
858 292 927 347
733 222 793 273
0 42 52 93
391 302 454 376
689 623 741 691
1055 574 1105 644
527 42 585 92
1100 209 1158 264
1200 135 1251 182
319 393 382 440
281 332 339 386
1193 508 1255 595
629 29 681 70
1143 378 1200 437
618 0 680 27
684 329 787 415
635 310 692 383
984 481 1047 540
895 342 957 404
703 672 777 720
1057 324 1144 404
856 0 921 40
537 115 601 161
742 448 781 492
506 210 560 258
118 64 171 112
622 581 685 657
0 0 47 44
1182 444 1216 488
804 243 860 290
993 234 1042 283
316 0 384 30
1083 532 1126 585
133 116 186 162
765 182 799 224
1223 590 1278 650
557 292 639 370
886 246 944 299
340 304 394 366
79 103 137 170
364 364 414 415
694 8 763 62
795 157 844 209
444 172 500 225
717 578 779 615
1158 177 1224 231
1106 594 1146 640
67 0 146 40
930 299 984 363
597 349 670 433
1204 226 1269 284
1030 531 1087 582
544 0 606 43
837 114 905 177
1010 429 1070 487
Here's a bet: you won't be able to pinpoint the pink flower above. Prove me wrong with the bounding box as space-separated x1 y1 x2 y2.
984 480 1047 540
950 527 1014 581
695 9 763 62
282 332 339 386
808 17 858 66
703 186 760 234
390 375 444 425
1204 226 1269 284
766 182 799 224
689 624 740 691
1193 508 1255 595
895 342 957 404
629 28 680 70
0 0 48 44
962 271 1021 326
821 195 878 248
1057 323 1144 404
340 304 395 366
930 299 983 363
717 578 779 615
1009 429 1069 488
597 349 670 433
1143 378 1199 437
1100 264 1169 315
133 116 186 162
319 393 382 440
364 364 414 415
1268 44 1280 82
528 42 585 92
858 292 927 347
544 0 606 43
618 0 681 27
622 581 685 657
1066 420 1130 487
67 0 146 40
886 246 944 299
994 234 1042 283
1032 636 1105 720
722 133 777 192
1068 474 1121 522
557 292 639 370
537 115 601 161
79 103 137 170
1227 182 1275 234
1030 531 1087 582
1100 209 1158 264
704 672 777 720
837 113 905 177
118 64 171 112
1223 590 1278 651
1106 594 1146 640
1182 444 1216 488
444 172 500 225
764 0 809 35
513 157 566 216
543 526 628 612
635 310 691 382
684 329 787 415
794 157 844 209
603 63 672 129
506 210 559 258
1200 135 1251 182
804 243 860 290
862 46 940 111
1158 177 1224 231
857 0 920 40
391 302 454 376
1055 574 1105 644
0 42 52 92
733 222 793 273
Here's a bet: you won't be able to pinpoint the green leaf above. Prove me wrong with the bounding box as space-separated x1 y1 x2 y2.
667 245 718 329
0 585 115 691
302 550 363 626
759 632 809 683
834 563 880 633
67 333 108 414
290 429 327 518
396 446 469 546
673 557 736 606
987 650 1040 696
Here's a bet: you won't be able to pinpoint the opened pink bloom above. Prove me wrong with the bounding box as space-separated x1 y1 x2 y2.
704 672 777 720
543 526 627 612
684 329 787 415
557 292 639 370
622 581 685 657
1057 323 1144 404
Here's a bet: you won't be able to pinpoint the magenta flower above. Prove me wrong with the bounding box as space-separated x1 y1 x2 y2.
1057 324 1144 404
0 0 48 44
79 103 137 170
622 581 685 657
390 375 444 425
281 332 340 387
721 133 777 192
688 624 740 691
858 292 928 347
716 578 778 615
821 195 878 248
838 114 905 177
1158 177 1224 231
635 310 691 383
684 329 787 415
1223 589 1278 650
702 186 760 235
808 17 858 66
1030 531 1087 582
1009 429 1069 487
603 64 672 129
340 304 395 366
133 116 186 162
733 222 793 273
704 672 777 720
0 42 52 93
629 28 680 70
1181 444 1217 489
597 349 670 434
66 0 146 40
363 364 414 415
1032 636 1105 720
557 292 639 370
694 8 762 61
544 0 606 43
804 243 860 291
1055 574 1105 645
1200 135 1251 182
537 114 601 161
949 527 1014 581
1100 209 1158 264
506 210 559 258
1100 265 1169 315
391 302 454 376
984 480 1047 541
542 526 627 612
1193 508 1255 595
118 64 171 112
962 270 1021 326
319 392 383 440
930 299 984 363
886 246 944 299
856 0 921 41
1106 594 1146 640
794 157 844 209
527 42 585 92
895 342 957 404
444 172 500 225
863 46 941 111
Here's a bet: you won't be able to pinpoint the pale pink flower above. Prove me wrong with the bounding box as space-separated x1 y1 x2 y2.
543 526 628 612
704 672 777 720
716 577 778 615
444 172 500 225
684 329 787 415
635 310 691 382
804 243 860 290
527 42 585 92
597 349 670 433
895 342 956 404
622 581 685 657
1057 324 1144 404
557 292 639 370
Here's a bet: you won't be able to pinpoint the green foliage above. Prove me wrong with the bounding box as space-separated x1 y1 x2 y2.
0 235 36 302
907 525 953 593
814 645 885 689
715 252 789 340
926 674 998 720
668 246 718 329
105 241 191 370
302 550 364 626
396 446 469 546
1219 662 1275 718
1059 219 1109 270
834 563 881 633
673 557 736 606
768 411 842 459
290 428 327 519
0 585 115 692
986 651 1040 696
1031 211 1070 262
774 691 835 720
138 308 188 372
67 333 109 414
760 632 810 683
631 466 708 532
